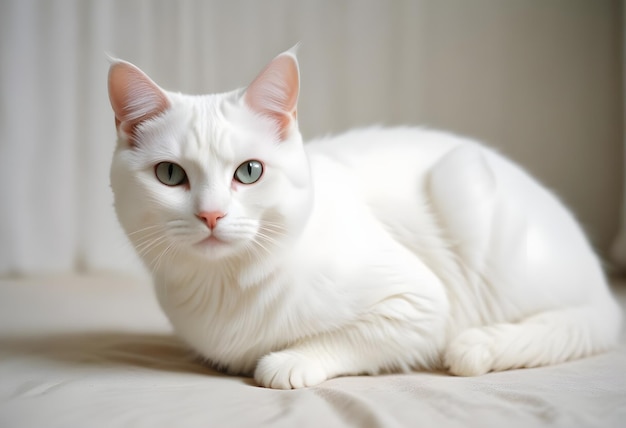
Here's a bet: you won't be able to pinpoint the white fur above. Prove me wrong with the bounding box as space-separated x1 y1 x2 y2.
109 53 622 389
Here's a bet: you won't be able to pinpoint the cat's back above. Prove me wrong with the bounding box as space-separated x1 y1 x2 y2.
303 126 556 219
304 127 463 177
303 126 489 223
302 126 608 319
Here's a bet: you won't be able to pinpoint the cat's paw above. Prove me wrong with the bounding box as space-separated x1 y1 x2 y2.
444 327 496 376
254 351 329 389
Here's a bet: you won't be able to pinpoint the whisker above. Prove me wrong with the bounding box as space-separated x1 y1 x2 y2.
135 236 166 256
246 239 264 257
243 241 266 265
136 235 170 260
259 227 289 241
152 241 177 272
251 236 273 258
255 231 282 247
260 221 288 232
134 235 167 253
130 226 166 243
127 224 163 237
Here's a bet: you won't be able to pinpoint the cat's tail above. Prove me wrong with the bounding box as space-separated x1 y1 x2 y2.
444 293 622 376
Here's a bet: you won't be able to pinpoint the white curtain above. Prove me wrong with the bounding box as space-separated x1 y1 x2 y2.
1 0 622 276
610 0 626 271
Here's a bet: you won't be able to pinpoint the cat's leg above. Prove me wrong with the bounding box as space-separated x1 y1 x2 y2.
427 144 500 275
254 293 448 389
445 296 622 376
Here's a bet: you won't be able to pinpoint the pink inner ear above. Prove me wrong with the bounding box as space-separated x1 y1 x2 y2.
108 60 169 140
245 53 300 140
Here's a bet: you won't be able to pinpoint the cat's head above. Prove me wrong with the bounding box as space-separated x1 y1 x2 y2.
108 49 312 271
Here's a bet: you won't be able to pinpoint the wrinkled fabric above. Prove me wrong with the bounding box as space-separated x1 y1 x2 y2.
1 275 625 428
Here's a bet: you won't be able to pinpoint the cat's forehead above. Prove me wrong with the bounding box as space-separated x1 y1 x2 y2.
140 90 276 165
182 93 235 158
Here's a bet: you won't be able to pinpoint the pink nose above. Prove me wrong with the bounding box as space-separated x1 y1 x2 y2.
197 211 225 230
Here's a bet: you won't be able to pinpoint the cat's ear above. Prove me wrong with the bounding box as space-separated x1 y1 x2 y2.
244 49 300 140
108 59 169 141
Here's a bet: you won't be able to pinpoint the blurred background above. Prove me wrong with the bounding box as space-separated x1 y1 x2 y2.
0 0 623 277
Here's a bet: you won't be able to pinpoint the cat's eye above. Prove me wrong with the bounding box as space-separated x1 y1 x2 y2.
155 162 187 186
234 160 263 184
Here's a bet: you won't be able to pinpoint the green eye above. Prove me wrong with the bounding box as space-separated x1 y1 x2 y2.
234 160 263 184
155 162 187 186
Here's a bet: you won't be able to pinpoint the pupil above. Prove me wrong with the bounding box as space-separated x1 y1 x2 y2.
247 163 253 176
168 163 174 179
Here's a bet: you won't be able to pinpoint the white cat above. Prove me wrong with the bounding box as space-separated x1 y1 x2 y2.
108 48 621 389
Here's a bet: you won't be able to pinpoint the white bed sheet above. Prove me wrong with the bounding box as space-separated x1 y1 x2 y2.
0 275 625 428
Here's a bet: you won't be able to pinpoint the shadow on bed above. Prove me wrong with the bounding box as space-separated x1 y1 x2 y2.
0 331 230 378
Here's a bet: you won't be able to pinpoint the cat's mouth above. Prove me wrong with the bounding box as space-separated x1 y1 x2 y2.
196 234 226 247
191 232 250 260
191 234 233 259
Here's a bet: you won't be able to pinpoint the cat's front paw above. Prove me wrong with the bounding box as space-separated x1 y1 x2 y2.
444 327 496 376
254 350 329 389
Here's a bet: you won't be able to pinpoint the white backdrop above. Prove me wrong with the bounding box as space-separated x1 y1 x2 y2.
0 0 622 276
610 2 626 270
